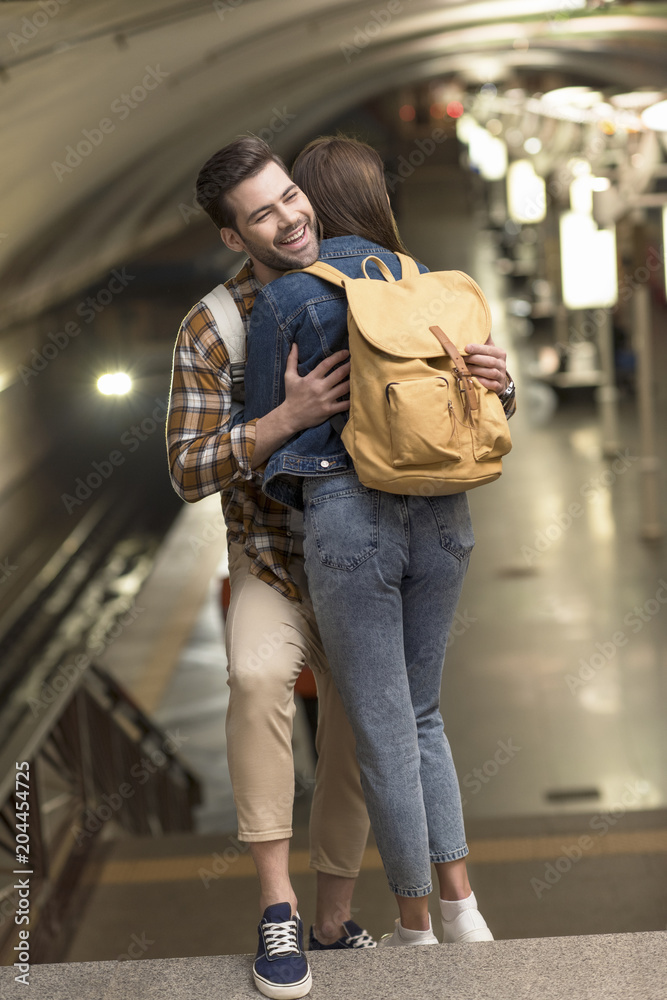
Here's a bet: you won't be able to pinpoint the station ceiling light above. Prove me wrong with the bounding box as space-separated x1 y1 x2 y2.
641 100 667 132
611 91 663 110
97 372 132 395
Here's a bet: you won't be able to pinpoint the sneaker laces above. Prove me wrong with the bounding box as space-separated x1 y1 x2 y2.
345 927 376 949
263 918 300 958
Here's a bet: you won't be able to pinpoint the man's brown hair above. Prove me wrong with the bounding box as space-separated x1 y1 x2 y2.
196 136 288 231
291 136 411 256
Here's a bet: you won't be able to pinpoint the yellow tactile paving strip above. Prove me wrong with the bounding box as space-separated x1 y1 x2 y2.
92 830 667 885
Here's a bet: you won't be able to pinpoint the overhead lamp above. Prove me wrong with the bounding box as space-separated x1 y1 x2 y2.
468 127 507 180
611 91 663 110
455 114 478 144
524 137 542 154
507 160 546 224
570 174 610 216
560 213 617 310
542 86 591 107
641 99 667 132
570 175 594 215
97 373 132 395
568 158 590 177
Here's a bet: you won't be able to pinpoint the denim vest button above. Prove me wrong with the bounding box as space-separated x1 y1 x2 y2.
320 460 330 468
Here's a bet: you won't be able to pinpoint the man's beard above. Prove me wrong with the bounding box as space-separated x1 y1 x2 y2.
242 216 320 274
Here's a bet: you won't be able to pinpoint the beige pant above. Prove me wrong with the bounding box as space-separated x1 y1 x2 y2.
224 540 370 877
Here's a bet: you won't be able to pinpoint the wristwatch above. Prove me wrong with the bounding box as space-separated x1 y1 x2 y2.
498 376 516 406
498 374 516 406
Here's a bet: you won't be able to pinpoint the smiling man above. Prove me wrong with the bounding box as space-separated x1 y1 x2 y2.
167 137 375 1000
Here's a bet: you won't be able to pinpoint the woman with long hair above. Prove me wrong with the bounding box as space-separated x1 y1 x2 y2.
245 136 511 946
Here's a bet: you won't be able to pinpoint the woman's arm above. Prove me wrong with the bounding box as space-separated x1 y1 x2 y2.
246 289 350 467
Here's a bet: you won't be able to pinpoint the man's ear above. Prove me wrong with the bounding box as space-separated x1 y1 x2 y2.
220 227 245 253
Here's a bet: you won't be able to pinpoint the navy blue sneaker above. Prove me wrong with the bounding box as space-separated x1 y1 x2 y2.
253 902 312 999
309 919 376 950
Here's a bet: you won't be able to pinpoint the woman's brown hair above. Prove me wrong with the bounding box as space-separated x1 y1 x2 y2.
291 136 412 256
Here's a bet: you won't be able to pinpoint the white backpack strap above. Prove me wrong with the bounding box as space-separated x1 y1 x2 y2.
201 283 246 392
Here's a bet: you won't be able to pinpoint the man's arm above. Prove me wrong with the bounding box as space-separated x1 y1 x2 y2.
251 344 350 468
166 305 349 502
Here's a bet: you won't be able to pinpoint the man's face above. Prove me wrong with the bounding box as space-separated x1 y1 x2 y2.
222 160 319 281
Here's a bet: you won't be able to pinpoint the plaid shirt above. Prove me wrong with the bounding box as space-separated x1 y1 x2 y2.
167 260 516 604
166 260 301 602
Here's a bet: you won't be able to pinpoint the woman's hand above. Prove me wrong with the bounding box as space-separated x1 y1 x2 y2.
464 335 508 394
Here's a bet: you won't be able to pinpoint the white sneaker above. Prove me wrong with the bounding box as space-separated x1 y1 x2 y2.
440 892 494 943
379 916 439 947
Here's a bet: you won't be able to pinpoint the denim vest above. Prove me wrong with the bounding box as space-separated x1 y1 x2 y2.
244 237 428 511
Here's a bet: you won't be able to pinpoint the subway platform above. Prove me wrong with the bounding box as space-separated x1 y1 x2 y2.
5 227 665 999
11 312 662 994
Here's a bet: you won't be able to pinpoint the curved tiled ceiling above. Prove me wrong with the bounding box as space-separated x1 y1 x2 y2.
1 0 666 326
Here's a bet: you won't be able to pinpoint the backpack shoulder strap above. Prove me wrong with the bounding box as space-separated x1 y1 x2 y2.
200 283 246 388
294 262 347 288
396 252 421 279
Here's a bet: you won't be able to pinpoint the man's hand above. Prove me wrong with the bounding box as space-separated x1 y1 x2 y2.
464 335 507 394
251 345 350 469
282 344 351 433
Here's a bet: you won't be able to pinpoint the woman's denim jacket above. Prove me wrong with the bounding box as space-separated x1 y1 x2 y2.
244 237 428 511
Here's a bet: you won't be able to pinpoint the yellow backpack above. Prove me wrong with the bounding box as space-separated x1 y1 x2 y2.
299 253 512 495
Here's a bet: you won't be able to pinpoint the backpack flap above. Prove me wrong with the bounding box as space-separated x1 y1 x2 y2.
344 268 491 359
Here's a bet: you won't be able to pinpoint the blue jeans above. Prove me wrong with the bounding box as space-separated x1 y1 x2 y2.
302 470 474 896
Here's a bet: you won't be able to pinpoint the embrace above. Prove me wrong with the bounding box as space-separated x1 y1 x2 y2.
167 133 515 999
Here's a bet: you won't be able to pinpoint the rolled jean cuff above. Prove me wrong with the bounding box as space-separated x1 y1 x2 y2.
388 880 433 898
430 844 469 864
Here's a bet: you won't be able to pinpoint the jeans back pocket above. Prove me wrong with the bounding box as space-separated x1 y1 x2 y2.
306 484 379 570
